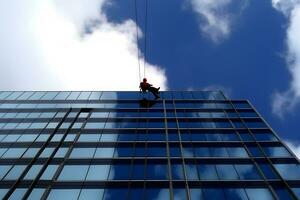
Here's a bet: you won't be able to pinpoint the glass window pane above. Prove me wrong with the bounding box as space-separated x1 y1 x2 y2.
215 165 239 180
27 189 45 200
78 189 104 200
9 188 27 200
245 188 274 200
274 164 300 180
203 189 225 199
69 148 96 158
235 164 261 180
198 164 218 180
40 165 58 180
24 165 43 180
224 188 248 200
86 165 110 181
4 165 26 180
58 165 89 181
47 189 80 200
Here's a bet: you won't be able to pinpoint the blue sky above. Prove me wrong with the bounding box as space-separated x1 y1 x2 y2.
0 0 300 155
104 0 300 145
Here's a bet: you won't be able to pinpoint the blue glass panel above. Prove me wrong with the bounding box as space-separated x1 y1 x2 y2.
0 165 11 179
173 189 187 200
40 165 58 180
203 189 225 199
147 147 166 157
135 147 146 157
0 189 8 199
24 165 42 180
198 164 218 180
172 164 184 180
54 92 71 100
263 147 291 157
58 165 89 181
132 164 145 179
190 189 203 200
66 91 81 100
146 164 168 180
206 133 222 141
103 188 128 200
245 121 267 128
27 189 45 200
17 91 34 100
235 164 261 180
9 188 27 199
95 147 115 158
78 134 101 142
41 92 59 100
224 188 248 200
253 132 277 141
86 165 110 180
77 91 91 100
4 165 26 180
115 147 133 157
100 92 118 100
292 188 300 199
215 165 239 180
210 147 228 157
221 133 239 141
109 164 131 180
78 189 104 200
274 164 300 180
274 188 294 200
47 189 80 200
227 147 249 158
233 102 251 109
70 148 96 158
28 92 46 100
247 146 263 157
259 164 278 179
6 92 23 100
170 147 181 157
88 92 102 100
2 148 27 158
245 188 274 200
194 147 210 157
182 147 194 157
186 164 199 180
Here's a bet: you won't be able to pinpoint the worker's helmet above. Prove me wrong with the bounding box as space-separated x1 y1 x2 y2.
143 78 147 82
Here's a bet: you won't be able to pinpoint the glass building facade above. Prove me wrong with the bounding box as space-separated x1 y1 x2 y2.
0 91 299 200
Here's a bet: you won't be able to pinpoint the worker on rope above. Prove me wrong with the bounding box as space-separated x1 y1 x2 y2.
140 78 160 99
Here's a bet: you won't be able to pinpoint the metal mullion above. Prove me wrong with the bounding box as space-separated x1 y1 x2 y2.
41 109 93 200
1 112 54 183
30 109 84 200
224 108 273 190
172 99 191 200
2 108 72 200
228 100 297 200
76 111 99 200
244 100 299 199
163 100 174 200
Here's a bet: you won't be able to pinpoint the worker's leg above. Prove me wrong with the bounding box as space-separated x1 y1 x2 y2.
149 87 160 98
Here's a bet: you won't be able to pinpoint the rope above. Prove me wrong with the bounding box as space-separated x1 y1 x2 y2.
143 0 148 79
134 0 141 82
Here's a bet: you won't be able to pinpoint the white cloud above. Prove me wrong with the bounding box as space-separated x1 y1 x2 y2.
186 0 248 43
271 0 300 117
284 140 300 159
0 0 167 91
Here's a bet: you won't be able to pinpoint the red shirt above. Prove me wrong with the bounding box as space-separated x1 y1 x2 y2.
140 82 150 91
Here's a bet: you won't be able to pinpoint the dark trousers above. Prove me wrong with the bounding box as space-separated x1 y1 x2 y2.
148 86 160 98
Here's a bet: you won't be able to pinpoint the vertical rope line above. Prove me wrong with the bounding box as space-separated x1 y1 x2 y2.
144 0 148 79
134 0 141 82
